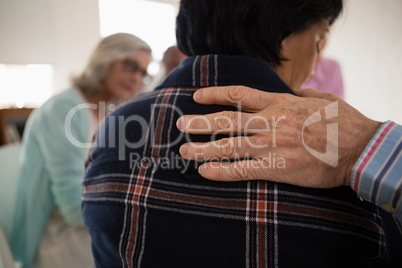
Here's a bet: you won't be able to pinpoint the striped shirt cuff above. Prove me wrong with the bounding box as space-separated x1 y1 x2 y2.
351 121 402 221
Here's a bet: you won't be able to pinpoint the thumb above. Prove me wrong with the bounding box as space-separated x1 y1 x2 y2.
297 88 341 102
296 88 325 97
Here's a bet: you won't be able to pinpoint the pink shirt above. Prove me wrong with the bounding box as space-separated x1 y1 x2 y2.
301 57 344 99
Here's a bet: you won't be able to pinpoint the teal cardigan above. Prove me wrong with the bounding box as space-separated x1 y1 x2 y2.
11 89 92 268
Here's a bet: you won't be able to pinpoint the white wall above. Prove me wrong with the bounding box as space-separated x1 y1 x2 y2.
49 0 101 93
0 0 101 94
325 0 402 124
0 0 53 64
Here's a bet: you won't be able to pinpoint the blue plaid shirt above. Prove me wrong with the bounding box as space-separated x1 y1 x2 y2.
83 55 402 267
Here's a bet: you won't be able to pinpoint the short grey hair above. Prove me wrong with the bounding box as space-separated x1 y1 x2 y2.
72 33 151 96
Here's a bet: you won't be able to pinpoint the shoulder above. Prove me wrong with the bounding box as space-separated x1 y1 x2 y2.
88 88 197 168
44 88 83 110
112 88 196 119
47 89 88 116
320 57 341 72
27 89 89 134
31 89 82 118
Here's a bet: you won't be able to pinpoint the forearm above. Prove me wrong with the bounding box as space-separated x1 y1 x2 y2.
351 121 402 221
49 167 85 225
41 101 89 226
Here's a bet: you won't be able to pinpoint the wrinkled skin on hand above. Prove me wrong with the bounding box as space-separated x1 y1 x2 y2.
176 86 381 188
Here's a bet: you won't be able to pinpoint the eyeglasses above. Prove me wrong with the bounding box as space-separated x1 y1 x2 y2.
123 59 148 78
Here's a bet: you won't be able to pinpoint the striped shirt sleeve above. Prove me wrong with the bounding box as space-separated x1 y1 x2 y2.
351 121 402 221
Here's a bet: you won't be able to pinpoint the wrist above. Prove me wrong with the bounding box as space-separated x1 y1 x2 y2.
345 119 382 186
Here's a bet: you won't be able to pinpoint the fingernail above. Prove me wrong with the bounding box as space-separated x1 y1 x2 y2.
177 117 186 130
194 89 203 101
199 164 208 176
180 144 189 156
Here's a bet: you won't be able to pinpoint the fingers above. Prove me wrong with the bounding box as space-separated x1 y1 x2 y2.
197 160 281 182
179 135 270 160
193 85 294 112
198 158 342 188
177 111 272 135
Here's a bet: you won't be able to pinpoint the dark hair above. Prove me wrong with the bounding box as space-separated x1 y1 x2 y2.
176 0 343 66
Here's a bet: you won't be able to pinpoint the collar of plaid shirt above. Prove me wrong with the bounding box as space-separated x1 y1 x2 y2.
83 55 402 268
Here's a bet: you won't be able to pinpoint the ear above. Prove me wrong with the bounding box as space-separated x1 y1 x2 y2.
280 34 295 60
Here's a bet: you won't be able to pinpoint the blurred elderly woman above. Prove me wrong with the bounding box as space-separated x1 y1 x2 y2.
11 33 151 268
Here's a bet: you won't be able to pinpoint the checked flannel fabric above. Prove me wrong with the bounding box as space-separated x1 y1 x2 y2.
83 55 402 267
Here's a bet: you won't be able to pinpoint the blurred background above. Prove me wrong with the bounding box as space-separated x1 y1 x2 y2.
0 0 401 124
